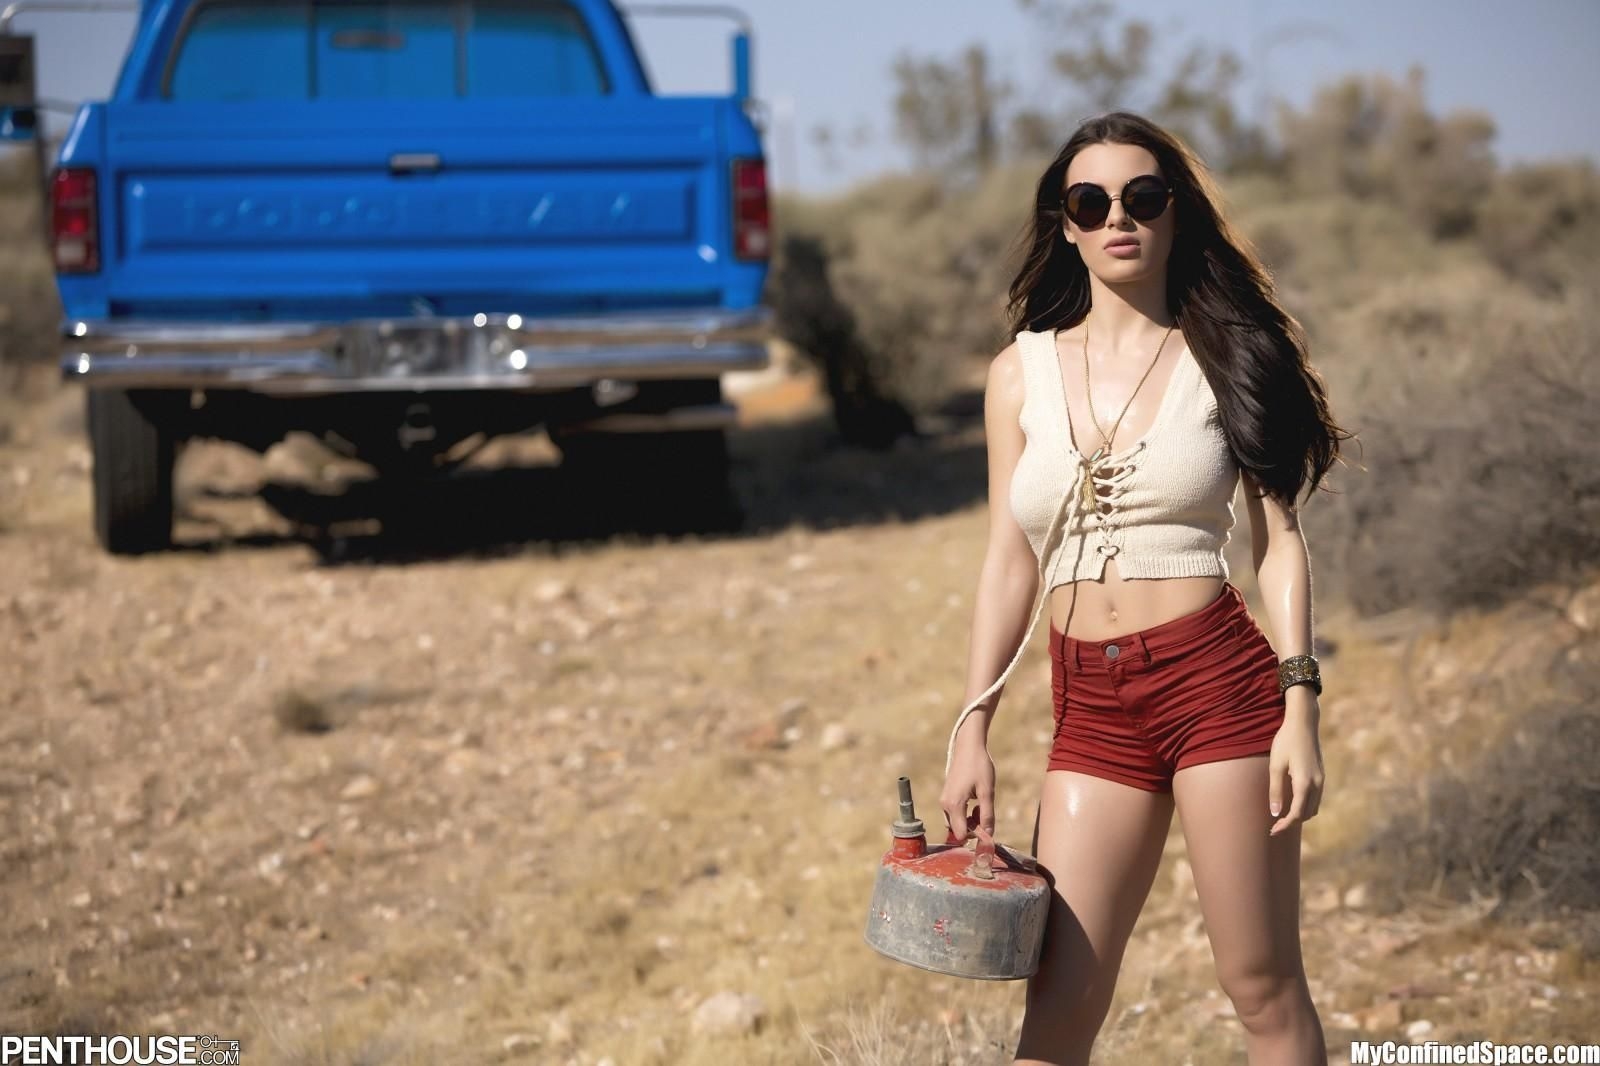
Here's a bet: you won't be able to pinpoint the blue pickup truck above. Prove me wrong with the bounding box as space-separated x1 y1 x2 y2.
43 0 771 552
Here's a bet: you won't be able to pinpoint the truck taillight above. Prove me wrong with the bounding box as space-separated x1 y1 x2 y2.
732 158 769 261
51 167 100 274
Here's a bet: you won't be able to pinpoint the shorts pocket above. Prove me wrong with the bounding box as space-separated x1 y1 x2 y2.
1173 615 1276 718
1229 621 1286 714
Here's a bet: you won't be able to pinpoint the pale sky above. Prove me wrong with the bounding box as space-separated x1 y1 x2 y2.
16 0 1599 195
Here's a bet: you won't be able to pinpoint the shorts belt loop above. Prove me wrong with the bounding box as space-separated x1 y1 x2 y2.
1071 637 1082 669
1133 632 1151 665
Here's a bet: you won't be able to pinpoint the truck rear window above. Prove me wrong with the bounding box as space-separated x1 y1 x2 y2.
164 0 608 100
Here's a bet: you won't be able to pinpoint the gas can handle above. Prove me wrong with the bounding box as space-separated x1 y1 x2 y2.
970 824 996 879
944 811 997 880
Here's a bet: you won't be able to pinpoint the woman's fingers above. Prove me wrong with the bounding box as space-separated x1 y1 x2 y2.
1302 769 1325 821
975 751 997 838
1270 751 1327 834
977 781 996 837
1272 761 1324 835
1268 755 1290 820
941 789 973 843
1270 787 1305 835
942 753 998 845
940 799 984 844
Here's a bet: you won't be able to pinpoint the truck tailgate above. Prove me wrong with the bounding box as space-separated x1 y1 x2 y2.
94 98 756 318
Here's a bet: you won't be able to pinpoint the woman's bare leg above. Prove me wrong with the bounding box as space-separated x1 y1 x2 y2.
1014 770 1175 1066
1173 756 1327 1066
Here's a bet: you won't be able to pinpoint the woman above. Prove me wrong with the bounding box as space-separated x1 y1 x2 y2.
939 112 1353 1065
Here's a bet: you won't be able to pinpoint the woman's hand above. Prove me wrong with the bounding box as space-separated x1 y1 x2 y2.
1267 689 1324 836
941 714 997 844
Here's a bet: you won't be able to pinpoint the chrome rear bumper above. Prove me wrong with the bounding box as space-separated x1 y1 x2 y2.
59 307 771 395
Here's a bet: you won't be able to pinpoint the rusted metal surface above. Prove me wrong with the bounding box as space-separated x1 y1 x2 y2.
863 777 1051 981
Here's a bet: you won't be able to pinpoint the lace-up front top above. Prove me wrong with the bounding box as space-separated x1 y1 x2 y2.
944 327 1240 774
1009 328 1238 584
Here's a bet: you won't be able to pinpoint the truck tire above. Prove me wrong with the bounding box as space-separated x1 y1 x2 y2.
559 428 742 533
87 388 177 554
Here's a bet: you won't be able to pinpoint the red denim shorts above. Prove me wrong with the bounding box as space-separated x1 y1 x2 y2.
1046 581 1285 793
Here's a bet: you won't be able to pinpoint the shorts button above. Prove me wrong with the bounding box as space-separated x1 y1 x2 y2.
1104 643 1120 659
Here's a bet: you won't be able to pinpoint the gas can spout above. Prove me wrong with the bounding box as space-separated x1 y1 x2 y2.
891 776 925 839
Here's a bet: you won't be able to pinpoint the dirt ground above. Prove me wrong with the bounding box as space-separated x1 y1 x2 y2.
3 356 1598 1065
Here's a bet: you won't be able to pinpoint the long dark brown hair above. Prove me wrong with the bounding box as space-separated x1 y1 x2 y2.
1006 111 1355 510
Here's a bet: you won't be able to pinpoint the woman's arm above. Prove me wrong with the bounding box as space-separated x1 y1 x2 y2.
955 341 1042 746
1242 470 1326 835
940 341 1041 842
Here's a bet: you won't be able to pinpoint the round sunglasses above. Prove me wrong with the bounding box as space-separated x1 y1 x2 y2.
1059 175 1173 229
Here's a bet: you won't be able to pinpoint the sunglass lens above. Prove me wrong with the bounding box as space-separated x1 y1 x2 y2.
1065 185 1109 228
1124 178 1170 222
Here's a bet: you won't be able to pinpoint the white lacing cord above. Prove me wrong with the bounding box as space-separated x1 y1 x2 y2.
944 463 1089 778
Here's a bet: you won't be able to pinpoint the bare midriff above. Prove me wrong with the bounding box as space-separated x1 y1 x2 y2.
1049 568 1226 640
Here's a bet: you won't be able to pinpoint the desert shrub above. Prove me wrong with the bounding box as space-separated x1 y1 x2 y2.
1354 670 1600 951
1222 179 1600 621
766 226 915 449
1276 67 1496 241
1474 158 1600 297
1231 189 1485 317
769 163 1042 425
1307 258 1600 617
0 145 63 368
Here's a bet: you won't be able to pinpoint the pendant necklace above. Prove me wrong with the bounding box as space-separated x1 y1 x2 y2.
1063 316 1176 515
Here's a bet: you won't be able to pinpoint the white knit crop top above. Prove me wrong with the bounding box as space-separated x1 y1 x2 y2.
945 327 1240 774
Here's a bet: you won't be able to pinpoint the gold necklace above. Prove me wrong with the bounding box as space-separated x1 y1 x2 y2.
1064 317 1175 514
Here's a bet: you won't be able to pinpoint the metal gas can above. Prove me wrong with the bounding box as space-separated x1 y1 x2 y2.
863 776 1051 980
